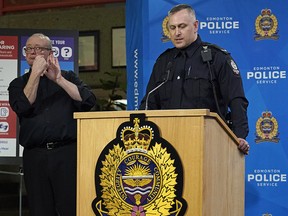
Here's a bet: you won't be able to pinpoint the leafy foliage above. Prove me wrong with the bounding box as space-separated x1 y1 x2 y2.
96 71 126 111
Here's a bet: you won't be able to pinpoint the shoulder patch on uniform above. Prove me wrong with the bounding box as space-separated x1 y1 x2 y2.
228 58 240 75
202 42 240 75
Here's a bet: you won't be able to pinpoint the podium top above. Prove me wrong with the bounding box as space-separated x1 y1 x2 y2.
74 109 210 119
74 109 238 143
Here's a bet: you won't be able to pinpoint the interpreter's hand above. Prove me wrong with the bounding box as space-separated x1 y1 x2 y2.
31 55 49 77
238 138 250 155
45 54 62 82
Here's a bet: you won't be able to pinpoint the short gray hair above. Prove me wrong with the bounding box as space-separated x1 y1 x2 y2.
29 33 52 49
168 4 196 19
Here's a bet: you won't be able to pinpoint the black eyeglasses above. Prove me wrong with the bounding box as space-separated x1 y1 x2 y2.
24 46 51 54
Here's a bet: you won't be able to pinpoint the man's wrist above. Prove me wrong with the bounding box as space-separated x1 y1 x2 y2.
55 76 64 84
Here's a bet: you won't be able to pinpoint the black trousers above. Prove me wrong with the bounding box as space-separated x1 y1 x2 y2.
23 143 77 216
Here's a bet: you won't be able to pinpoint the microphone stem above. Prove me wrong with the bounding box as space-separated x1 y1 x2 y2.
145 81 166 110
144 62 171 110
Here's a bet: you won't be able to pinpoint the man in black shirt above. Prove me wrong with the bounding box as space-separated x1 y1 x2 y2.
8 33 96 216
140 4 250 154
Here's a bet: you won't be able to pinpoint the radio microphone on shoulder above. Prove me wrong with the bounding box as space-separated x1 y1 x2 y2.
145 61 172 110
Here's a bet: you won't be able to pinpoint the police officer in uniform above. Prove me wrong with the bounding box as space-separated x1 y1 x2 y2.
140 4 250 154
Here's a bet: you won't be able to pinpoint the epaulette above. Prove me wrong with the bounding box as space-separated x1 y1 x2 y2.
204 42 241 76
202 42 230 55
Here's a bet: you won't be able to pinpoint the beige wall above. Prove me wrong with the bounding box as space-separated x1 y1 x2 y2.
0 3 126 101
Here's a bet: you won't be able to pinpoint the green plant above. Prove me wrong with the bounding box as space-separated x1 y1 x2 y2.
97 71 126 111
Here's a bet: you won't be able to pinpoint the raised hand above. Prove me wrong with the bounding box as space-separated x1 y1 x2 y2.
31 55 49 78
45 54 62 82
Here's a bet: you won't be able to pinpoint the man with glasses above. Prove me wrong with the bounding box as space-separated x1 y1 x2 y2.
8 33 96 216
25 46 52 53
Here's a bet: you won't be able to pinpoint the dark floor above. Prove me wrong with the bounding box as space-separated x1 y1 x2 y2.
0 181 30 216
0 165 30 216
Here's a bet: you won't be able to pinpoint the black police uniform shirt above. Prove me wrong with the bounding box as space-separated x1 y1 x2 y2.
8 70 96 148
140 35 249 139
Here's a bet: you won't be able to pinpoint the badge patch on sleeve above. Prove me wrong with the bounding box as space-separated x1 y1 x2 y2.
228 59 240 75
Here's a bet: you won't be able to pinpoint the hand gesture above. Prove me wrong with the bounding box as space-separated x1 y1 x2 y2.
31 55 49 78
45 54 62 82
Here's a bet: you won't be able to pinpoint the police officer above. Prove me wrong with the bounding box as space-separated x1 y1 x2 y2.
139 4 250 154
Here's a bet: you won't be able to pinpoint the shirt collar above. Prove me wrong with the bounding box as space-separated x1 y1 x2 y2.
174 35 203 58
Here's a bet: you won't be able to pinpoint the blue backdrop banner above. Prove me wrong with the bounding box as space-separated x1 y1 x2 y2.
126 0 288 215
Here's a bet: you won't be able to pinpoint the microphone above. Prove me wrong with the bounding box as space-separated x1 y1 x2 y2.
145 62 172 110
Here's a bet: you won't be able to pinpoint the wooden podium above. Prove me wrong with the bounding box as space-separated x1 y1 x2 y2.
74 109 244 216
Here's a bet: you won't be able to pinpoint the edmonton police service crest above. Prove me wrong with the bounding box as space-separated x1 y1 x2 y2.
92 113 187 216
255 111 279 143
254 9 279 40
161 16 170 42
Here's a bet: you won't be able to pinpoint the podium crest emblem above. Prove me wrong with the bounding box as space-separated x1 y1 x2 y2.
92 113 187 215
254 9 279 40
255 111 279 143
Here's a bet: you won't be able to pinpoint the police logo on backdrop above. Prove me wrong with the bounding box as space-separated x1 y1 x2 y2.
254 9 279 40
161 16 170 42
255 111 279 143
92 113 187 216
